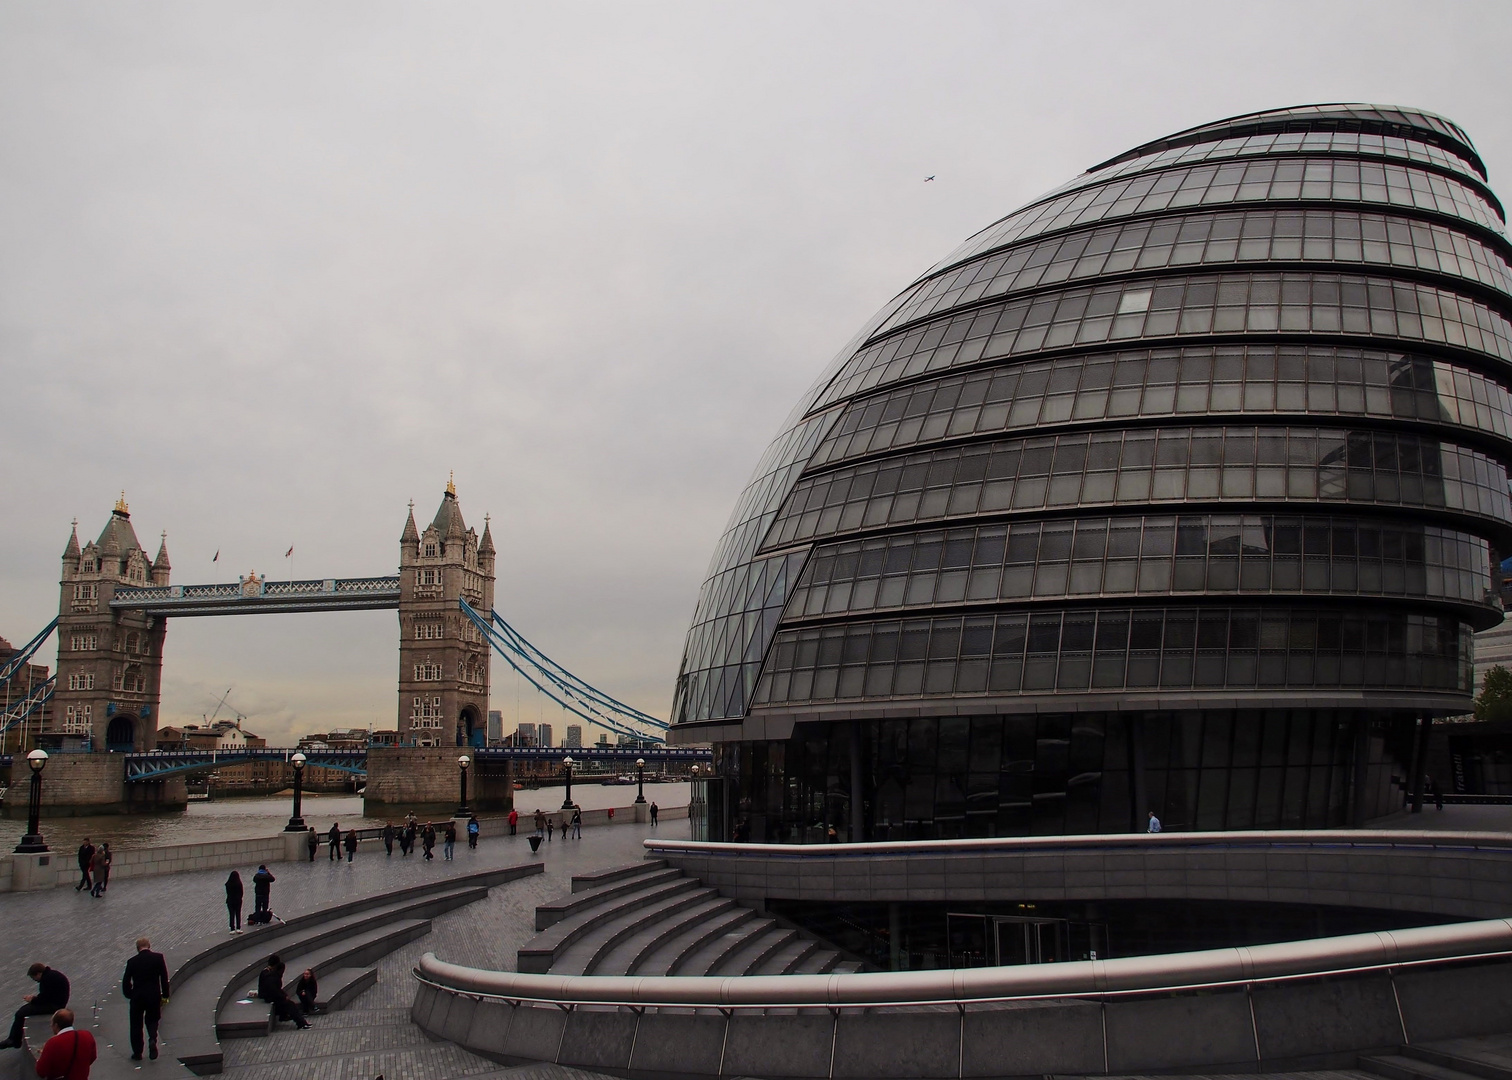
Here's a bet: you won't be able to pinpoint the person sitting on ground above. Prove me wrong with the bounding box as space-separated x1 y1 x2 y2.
0 963 69 1049
295 970 318 1014
256 955 309 1029
32 1009 94 1080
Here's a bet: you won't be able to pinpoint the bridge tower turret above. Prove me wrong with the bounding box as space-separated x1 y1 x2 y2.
397 477 494 747
53 495 167 752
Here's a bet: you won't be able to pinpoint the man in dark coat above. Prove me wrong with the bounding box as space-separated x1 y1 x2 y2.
382 822 395 856
0 963 69 1048
343 828 357 862
256 955 309 1029
421 823 436 860
251 865 275 917
305 826 318 861
121 937 170 1061
327 823 341 861
74 839 94 892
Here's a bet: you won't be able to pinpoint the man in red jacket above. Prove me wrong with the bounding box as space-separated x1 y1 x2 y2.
33 1009 95 1080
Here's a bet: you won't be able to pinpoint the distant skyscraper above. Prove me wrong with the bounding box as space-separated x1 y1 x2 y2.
538 723 554 749
565 725 583 748
517 722 537 747
487 710 503 743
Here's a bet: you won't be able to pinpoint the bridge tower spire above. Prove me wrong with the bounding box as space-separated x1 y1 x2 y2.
397 481 494 747
53 498 167 752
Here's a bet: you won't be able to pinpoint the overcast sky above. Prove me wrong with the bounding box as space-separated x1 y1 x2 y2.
2 1 1509 745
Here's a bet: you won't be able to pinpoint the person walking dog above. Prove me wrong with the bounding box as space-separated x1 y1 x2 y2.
121 938 170 1061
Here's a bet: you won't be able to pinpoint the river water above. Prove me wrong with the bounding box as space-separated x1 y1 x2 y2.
3 780 691 853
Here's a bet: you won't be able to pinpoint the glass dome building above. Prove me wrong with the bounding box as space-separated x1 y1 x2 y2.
672 105 1512 841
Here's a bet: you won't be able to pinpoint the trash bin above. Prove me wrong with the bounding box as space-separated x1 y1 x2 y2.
528 834 542 853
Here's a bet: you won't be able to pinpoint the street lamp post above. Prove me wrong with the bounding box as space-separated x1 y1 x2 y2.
635 758 647 804
561 756 575 810
284 752 308 832
14 749 49 853
457 755 471 816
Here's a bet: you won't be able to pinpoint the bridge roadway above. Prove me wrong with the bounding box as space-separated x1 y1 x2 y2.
117 744 712 781
111 575 402 616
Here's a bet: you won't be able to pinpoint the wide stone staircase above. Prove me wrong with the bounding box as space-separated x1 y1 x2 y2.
71 863 542 1079
1362 1034 1512 1080
517 858 862 977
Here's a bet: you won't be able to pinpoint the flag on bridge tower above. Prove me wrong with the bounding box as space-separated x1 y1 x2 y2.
285 546 294 557
213 550 219 562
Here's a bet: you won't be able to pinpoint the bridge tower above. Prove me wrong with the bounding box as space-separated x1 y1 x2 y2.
54 495 169 752
397 478 494 748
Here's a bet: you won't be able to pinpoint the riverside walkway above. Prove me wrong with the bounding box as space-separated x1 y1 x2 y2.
0 818 687 1080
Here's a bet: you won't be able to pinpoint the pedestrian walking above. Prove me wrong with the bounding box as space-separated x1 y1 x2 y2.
649 802 659 827
382 823 395 856
256 955 309 1029
0 963 69 1049
225 871 244 933
401 823 415 856
546 817 553 842
74 839 94 893
507 808 518 836
571 807 582 839
89 844 111 897
467 815 479 849
295 970 318 1014
121 938 169 1061
252 865 275 917
443 822 456 861
32 1009 94 1079
533 809 546 833
343 828 357 862
305 827 318 862
1147 810 1162 834
421 824 436 861
327 823 341 861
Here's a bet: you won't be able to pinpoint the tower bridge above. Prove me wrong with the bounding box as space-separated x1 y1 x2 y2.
1 480 678 816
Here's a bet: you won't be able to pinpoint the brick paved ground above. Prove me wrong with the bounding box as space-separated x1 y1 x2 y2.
0 817 684 1077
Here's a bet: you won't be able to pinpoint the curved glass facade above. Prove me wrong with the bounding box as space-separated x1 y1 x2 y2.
672 105 1512 839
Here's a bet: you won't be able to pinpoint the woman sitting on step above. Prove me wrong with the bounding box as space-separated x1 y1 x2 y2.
256 955 310 1030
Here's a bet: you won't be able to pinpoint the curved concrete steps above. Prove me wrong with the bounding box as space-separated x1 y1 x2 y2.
520 861 856 979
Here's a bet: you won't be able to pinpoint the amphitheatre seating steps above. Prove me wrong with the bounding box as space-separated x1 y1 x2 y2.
83 863 539 1077
520 861 859 979
1364 1040 1512 1080
567 893 738 976
517 876 700 972
214 915 435 1038
534 863 679 930
1363 1053 1489 1080
640 903 757 975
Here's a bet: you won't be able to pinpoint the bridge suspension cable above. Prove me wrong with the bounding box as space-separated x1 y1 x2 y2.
0 675 55 737
459 600 667 744
0 619 58 687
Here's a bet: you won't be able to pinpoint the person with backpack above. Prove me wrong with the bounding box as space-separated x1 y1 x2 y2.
467 815 480 849
32 1009 95 1079
252 865 275 918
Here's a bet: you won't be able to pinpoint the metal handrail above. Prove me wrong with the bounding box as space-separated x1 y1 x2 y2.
641 828 1512 859
415 919 1512 1011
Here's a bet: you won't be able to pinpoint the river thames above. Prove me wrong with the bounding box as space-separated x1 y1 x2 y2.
2 780 691 852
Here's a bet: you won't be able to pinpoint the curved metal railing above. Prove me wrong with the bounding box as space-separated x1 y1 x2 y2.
415 918 1512 1010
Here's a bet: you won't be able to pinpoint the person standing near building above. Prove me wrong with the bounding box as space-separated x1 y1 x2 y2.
327 823 340 861
570 807 582 839
0 964 68 1049
225 871 243 933
305 827 318 862
382 822 395 856
649 802 658 827
442 822 456 860
120 938 169 1062
467 815 479 849
507 808 518 836
252 865 275 917
343 828 357 862
74 840 94 893
89 845 111 898
31 1009 94 1079
1147 811 1162 834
